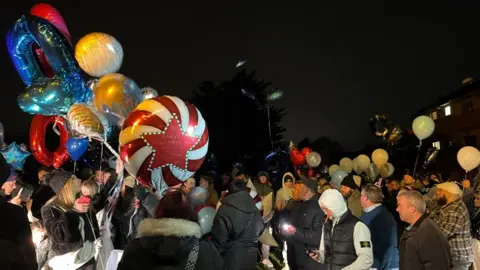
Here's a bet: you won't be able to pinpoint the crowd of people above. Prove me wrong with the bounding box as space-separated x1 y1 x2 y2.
0 152 479 270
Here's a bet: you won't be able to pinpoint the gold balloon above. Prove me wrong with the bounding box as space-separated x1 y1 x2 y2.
93 74 125 109
67 104 104 139
75 32 123 77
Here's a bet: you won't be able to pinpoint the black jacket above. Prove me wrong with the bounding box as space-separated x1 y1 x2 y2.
0 197 37 270
211 190 264 270
324 210 358 270
286 195 324 270
118 218 223 270
399 214 452 270
41 203 100 255
30 184 55 221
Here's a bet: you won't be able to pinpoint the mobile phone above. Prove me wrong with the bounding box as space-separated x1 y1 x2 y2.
77 196 91 204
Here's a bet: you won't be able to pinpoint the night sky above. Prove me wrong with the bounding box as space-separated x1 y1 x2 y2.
2 1 480 150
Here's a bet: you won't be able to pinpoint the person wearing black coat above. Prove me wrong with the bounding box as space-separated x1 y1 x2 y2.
211 179 264 270
117 188 223 270
0 154 37 270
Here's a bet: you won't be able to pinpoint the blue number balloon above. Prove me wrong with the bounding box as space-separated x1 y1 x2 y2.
6 15 88 115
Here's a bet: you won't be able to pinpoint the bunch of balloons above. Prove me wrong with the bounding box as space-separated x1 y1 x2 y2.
289 141 322 168
369 113 405 146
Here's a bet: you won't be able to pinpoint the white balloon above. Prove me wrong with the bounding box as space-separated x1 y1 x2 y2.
352 158 361 174
412 115 435 141
306 152 322 168
329 164 340 177
366 163 379 180
372 149 389 168
339 158 353 173
356 154 370 171
387 163 394 177
457 146 480 172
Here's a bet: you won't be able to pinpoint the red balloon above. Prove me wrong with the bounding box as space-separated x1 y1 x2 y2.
290 148 306 166
30 115 69 169
301 147 312 157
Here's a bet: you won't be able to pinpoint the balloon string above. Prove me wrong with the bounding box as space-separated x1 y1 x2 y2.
52 121 60 136
73 162 77 173
412 141 422 177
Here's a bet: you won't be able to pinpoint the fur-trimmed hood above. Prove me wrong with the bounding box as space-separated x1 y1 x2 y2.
138 218 202 239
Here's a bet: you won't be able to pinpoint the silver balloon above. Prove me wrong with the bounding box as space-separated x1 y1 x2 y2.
189 186 209 207
306 151 322 168
198 207 216 235
141 87 159 100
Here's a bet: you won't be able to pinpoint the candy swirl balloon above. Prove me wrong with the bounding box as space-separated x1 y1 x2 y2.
119 96 209 191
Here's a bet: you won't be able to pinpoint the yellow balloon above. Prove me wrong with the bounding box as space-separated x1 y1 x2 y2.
67 104 104 138
328 164 340 177
93 73 126 110
412 115 435 141
75 32 123 77
372 148 389 168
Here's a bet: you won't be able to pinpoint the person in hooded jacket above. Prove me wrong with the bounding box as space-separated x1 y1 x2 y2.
254 171 275 267
0 154 37 270
211 178 264 270
272 172 295 264
312 189 374 270
117 188 223 270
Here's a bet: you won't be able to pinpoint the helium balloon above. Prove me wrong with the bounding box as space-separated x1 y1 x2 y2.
457 146 480 172
92 73 143 127
388 125 404 145
189 186 209 207
331 170 348 189
365 163 379 180
306 151 321 168
30 3 71 43
356 154 370 172
197 206 216 235
301 147 312 157
352 158 361 175
66 138 89 162
67 104 105 139
0 142 31 171
18 78 72 116
75 32 123 77
141 87 159 100
0 122 5 147
290 148 306 166
423 147 440 169
339 158 353 173
119 96 209 189
369 113 391 139
30 115 69 168
328 164 340 177
412 115 435 141
371 149 389 168
379 163 394 178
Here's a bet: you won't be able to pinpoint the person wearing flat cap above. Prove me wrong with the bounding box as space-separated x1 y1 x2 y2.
341 174 364 218
431 182 474 270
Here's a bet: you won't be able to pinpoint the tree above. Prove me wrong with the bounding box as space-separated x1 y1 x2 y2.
191 69 286 174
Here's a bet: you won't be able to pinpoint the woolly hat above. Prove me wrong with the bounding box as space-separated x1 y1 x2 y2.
341 174 360 190
437 182 463 196
296 177 318 193
48 170 73 194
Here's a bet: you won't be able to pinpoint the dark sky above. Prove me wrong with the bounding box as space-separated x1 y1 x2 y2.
2 1 480 150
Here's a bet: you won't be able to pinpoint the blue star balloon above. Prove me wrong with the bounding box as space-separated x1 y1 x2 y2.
1 142 31 171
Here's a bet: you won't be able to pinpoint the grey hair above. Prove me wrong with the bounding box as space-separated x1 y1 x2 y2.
361 184 384 204
397 190 426 213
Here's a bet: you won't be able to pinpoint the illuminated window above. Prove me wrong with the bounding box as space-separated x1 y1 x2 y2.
445 105 451 116
430 111 437 120
432 141 441 149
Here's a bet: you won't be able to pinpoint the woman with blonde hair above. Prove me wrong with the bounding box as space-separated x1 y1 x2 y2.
41 170 100 270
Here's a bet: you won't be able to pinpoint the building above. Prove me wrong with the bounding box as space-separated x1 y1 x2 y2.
414 78 480 149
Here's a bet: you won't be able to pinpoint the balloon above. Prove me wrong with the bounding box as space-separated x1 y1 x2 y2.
331 170 348 189
356 154 370 171
18 78 72 116
0 122 5 147
0 143 31 171
66 138 89 162
412 115 435 141
30 3 71 43
328 164 340 177
75 32 123 77
301 147 312 157
290 148 306 166
369 113 391 139
457 146 480 172
141 87 159 100
67 104 105 139
371 149 389 168
365 163 379 180
265 150 290 185
352 158 361 175
30 115 69 168
423 147 440 169
339 158 353 173
7 16 88 114
379 163 394 178
387 125 404 145
92 73 143 127
119 96 209 189
306 151 321 168
189 186 209 207
197 206 216 235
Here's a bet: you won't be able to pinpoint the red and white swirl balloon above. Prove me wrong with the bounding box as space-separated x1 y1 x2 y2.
119 96 209 192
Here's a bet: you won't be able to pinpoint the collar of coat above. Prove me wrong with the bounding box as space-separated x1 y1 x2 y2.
138 218 202 239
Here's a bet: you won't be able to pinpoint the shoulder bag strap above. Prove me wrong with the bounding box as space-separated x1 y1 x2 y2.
184 238 200 270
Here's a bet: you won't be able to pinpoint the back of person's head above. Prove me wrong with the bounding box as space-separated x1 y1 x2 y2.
361 184 384 204
81 179 98 195
228 179 246 194
397 190 426 214
155 189 198 222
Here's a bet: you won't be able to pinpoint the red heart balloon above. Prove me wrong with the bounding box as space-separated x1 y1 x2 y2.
30 115 69 169
290 148 306 166
301 147 312 157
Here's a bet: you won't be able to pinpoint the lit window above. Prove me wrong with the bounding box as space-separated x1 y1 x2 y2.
445 105 451 116
430 111 437 120
432 141 441 149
